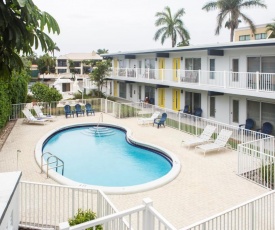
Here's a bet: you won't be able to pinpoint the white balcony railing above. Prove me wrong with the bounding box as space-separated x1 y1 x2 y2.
110 68 275 93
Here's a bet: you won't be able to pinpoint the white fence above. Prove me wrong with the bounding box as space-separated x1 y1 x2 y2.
59 198 176 230
238 137 275 190
19 181 119 229
181 190 275 230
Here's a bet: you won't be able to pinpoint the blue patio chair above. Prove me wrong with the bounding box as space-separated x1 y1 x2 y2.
178 105 190 116
193 108 202 117
239 118 254 133
74 104 85 117
257 122 273 136
64 105 74 118
85 103 95 116
153 113 167 128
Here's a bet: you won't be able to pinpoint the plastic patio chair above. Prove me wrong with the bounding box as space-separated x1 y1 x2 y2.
153 113 167 128
181 125 216 148
137 111 160 125
257 122 273 136
195 129 233 156
22 108 48 125
33 105 56 120
238 118 254 134
64 105 74 118
85 103 95 116
192 108 202 117
74 104 85 117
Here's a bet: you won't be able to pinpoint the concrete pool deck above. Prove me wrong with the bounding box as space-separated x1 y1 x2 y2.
0 113 268 228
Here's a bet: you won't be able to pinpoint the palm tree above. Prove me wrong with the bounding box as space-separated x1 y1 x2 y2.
266 19 275 38
202 0 267 42
154 6 190 47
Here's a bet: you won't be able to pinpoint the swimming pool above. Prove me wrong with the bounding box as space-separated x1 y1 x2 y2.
35 123 181 194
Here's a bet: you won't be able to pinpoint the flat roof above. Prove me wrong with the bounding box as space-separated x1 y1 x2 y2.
102 39 275 57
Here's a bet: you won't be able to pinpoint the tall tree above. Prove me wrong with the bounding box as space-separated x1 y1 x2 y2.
0 0 60 77
266 19 275 38
90 60 112 96
154 6 190 47
38 54 55 74
202 0 267 42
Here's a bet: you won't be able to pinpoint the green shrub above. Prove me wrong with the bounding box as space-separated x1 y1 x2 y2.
68 209 102 230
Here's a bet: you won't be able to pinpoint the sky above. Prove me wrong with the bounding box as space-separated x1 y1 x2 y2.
32 0 275 56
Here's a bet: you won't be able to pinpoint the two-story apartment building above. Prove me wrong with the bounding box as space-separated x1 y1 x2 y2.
102 39 275 131
55 51 102 75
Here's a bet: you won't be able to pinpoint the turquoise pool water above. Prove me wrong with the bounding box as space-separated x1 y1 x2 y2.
42 126 172 187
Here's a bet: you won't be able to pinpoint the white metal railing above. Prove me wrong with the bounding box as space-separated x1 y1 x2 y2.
180 190 275 230
19 181 118 229
10 98 102 120
59 198 176 230
238 137 275 190
110 68 275 93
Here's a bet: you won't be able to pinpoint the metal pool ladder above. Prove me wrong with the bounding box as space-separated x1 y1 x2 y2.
41 152 64 178
95 112 103 134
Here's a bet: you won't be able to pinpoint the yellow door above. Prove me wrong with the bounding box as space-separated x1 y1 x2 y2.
158 88 165 108
113 58 118 75
172 89 181 111
158 58 165 80
173 58 181 81
114 80 118 97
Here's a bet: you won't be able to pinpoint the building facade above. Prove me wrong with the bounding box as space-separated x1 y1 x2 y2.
234 23 273 41
102 39 275 132
55 51 102 75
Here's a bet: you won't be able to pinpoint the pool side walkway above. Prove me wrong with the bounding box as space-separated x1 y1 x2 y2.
0 114 268 228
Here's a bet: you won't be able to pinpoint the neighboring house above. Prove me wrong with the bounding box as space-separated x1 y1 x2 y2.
101 39 275 132
234 23 273 42
55 51 102 75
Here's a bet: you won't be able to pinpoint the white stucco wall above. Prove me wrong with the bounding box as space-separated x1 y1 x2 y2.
0 172 21 230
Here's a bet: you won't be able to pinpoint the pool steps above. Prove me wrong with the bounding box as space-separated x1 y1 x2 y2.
81 126 115 136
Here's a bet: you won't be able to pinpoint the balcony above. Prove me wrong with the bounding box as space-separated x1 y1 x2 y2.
109 68 275 98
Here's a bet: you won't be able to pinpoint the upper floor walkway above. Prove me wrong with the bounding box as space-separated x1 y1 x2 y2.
108 67 275 99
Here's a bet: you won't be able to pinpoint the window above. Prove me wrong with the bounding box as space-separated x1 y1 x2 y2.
57 59 67 67
239 35 250 41
62 83 70 92
185 58 201 70
58 69 66 74
145 59 155 69
119 82 126 98
232 59 239 81
210 97 215 117
255 33 267 40
129 84 133 98
110 82 112 95
138 86 142 100
232 100 239 123
210 59 215 79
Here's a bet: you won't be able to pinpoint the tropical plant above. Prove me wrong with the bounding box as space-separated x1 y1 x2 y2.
38 54 56 74
90 60 112 96
154 6 190 47
202 0 267 42
0 0 60 78
97 49 109 54
68 209 102 230
266 19 275 38
30 82 62 103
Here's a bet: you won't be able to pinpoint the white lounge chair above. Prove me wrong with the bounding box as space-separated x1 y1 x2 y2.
137 111 160 125
195 129 233 156
33 105 56 120
181 125 216 149
22 109 48 125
